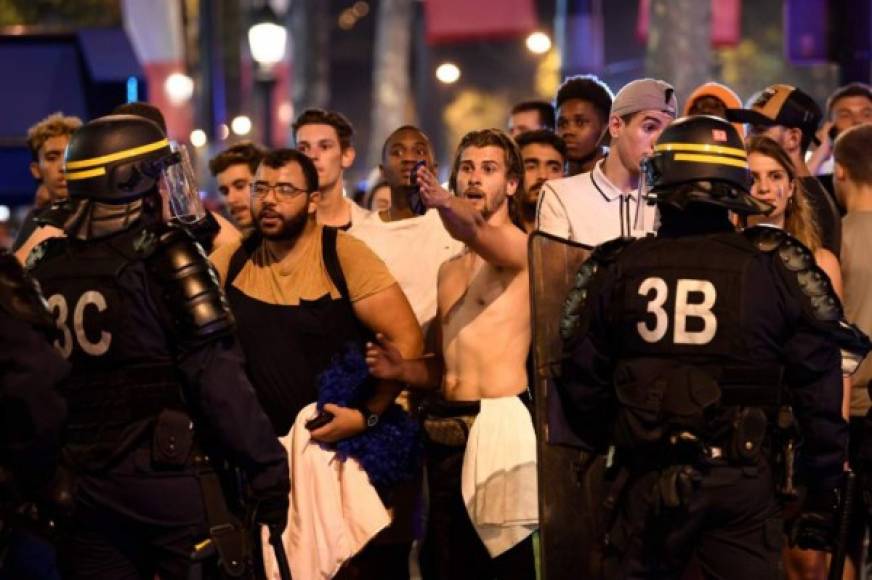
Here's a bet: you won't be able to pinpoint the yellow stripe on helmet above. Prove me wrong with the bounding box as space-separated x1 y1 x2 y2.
64 138 170 170
654 142 747 158
673 153 749 169
64 166 107 180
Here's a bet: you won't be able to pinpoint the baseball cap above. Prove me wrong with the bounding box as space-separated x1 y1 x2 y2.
726 84 822 145
610 78 678 119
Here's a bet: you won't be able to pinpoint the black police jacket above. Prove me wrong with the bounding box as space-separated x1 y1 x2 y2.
558 218 861 491
27 223 288 503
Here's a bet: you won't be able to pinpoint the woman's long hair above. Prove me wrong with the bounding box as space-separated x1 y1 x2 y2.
746 135 822 252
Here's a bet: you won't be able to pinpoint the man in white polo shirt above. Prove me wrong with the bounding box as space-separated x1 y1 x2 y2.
536 78 678 245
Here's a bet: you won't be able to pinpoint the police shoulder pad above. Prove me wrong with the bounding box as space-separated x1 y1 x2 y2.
146 225 235 347
592 236 636 263
0 250 55 332
25 235 67 270
745 227 841 322
559 238 632 343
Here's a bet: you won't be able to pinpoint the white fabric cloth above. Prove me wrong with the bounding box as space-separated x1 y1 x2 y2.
536 159 657 246
349 209 463 332
262 403 390 580
461 396 538 558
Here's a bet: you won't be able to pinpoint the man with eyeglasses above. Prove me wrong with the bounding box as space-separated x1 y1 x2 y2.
209 148 423 577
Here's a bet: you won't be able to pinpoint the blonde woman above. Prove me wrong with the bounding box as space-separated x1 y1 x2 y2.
747 135 849 580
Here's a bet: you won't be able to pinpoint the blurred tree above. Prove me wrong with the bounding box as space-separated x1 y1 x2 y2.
290 0 330 114
442 89 509 161
0 0 120 27
368 0 412 168
645 0 711 105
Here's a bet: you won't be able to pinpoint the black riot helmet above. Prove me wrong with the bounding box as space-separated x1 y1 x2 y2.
641 115 770 215
64 115 172 203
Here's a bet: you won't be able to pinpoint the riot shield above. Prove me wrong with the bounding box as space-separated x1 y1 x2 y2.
528 231 607 580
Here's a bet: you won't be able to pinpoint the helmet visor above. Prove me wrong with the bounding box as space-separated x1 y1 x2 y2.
158 143 205 225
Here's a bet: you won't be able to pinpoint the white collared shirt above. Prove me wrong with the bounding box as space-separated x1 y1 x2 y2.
535 159 658 246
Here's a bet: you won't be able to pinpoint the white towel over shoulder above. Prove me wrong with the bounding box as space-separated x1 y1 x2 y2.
461 396 539 557
262 402 391 580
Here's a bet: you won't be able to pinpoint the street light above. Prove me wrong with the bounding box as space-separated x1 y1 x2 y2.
436 62 461 84
248 5 288 146
526 32 552 54
164 72 194 105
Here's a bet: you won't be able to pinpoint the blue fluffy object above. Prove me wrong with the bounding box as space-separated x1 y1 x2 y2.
316 344 421 490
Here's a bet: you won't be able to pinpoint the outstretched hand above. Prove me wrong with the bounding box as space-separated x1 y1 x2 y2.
365 333 405 381
415 164 452 209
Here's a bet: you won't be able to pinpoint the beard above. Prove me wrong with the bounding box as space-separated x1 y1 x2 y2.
462 186 505 220
255 205 309 241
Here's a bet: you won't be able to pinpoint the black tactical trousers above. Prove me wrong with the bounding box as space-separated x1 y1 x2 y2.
604 459 783 580
58 448 232 580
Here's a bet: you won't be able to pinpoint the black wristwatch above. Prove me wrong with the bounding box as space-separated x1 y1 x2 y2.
355 403 380 430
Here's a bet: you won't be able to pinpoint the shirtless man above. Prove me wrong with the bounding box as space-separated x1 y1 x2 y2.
367 129 536 580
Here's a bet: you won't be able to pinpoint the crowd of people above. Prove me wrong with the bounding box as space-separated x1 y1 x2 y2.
1 71 872 580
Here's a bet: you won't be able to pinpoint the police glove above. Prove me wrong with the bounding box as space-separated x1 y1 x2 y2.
787 487 839 551
253 492 289 532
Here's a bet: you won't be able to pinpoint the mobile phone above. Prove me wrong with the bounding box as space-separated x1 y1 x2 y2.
408 160 428 215
827 125 838 142
305 410 335 431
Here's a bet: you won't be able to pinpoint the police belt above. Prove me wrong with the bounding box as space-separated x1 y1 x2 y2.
61 364 185 446
612 360 785 469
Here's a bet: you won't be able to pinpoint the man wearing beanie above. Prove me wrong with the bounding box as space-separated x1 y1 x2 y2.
536 78 677 245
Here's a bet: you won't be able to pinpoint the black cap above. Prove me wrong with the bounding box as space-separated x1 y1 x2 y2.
726 84 822 145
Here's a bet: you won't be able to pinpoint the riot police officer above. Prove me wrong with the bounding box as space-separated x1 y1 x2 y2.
27 115 289 579
0 250 68 577
557 115 870 578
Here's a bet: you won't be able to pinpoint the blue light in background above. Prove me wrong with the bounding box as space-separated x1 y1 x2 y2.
126 76 139 102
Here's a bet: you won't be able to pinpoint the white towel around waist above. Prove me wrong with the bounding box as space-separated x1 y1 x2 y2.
262 402 391 580
461 395 539 557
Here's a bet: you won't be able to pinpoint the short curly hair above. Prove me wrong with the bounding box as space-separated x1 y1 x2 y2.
26 112 82 161
555 75 614 124
292 108 355 151
208 141 266 176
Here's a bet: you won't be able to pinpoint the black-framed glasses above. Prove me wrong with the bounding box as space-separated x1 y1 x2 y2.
250 182 309 200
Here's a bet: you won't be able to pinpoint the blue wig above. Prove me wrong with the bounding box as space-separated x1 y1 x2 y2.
316 344 421 490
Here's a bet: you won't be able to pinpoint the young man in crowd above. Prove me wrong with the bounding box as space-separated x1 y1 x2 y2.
809 82 872 197
507 100 555 138
293 108 371 229
367 129 536 580
349 125 463 334
554 74 613 176
514 129 566 233
727 84 842 256
12 112 81 251
537 78 676 246
209 141 265 231
209 148 422 578
833 124 872 579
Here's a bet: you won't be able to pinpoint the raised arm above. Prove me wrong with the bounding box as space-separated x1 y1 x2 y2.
416 166 527 270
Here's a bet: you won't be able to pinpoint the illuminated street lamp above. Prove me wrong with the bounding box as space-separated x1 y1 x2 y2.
436 62 461 84
526 31 552 54
248 5 287 146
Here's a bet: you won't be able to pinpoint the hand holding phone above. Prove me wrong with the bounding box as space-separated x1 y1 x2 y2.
305 410 335 431
407 160 428 216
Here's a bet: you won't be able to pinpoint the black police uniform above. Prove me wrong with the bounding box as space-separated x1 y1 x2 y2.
27 115 289 579
0 250 68 578
557 116 867 579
